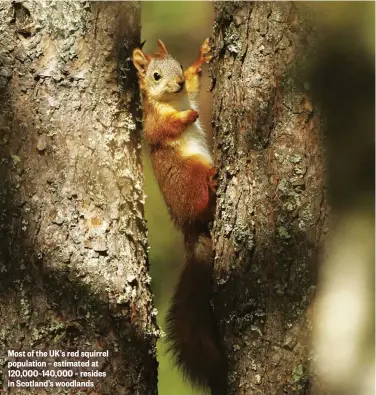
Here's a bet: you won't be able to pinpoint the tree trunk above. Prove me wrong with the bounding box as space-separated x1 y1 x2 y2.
211 2 327 394
0 1 157 394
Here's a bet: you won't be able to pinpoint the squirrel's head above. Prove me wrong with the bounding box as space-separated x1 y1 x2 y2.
132 40 185 100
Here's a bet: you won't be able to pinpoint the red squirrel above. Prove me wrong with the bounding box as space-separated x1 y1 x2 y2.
132 39 225 391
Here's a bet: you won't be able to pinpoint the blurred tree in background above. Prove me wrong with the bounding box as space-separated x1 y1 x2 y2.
307 3 374 395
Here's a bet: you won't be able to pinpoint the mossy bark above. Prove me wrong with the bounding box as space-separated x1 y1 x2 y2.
211 2 328 394
0 1 157 394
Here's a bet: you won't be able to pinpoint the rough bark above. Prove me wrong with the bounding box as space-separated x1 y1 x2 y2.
0 1 158 394
211 2 327 394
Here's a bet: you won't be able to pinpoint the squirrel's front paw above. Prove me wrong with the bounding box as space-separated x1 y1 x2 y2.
182 109 199 124
188 38 212 75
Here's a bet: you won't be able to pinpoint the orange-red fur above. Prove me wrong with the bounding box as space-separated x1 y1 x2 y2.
136 39 215 230
143 100 199 145
133 39 225 392
149 146 215 230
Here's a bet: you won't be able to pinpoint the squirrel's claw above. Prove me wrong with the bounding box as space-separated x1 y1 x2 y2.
184 38 212 77
200 38 212 64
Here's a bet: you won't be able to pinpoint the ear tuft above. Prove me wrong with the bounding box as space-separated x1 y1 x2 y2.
132 48 149 75
157 39 168 56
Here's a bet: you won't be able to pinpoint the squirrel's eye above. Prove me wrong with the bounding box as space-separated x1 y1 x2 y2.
153 72 161 81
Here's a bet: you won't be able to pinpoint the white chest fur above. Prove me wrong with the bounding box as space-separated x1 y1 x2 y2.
177 122 213 165
165 94 213 166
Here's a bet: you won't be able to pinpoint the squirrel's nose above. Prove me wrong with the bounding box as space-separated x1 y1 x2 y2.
177 80 185 90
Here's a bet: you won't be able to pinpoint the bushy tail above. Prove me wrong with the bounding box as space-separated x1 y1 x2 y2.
165 229 226 393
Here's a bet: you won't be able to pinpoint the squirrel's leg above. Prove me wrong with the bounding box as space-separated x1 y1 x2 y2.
184 38 211 99
165 110 199 136
146 109 199 144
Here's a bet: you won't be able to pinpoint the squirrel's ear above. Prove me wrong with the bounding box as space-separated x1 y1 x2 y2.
157 39 168 56
132 49 149 75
